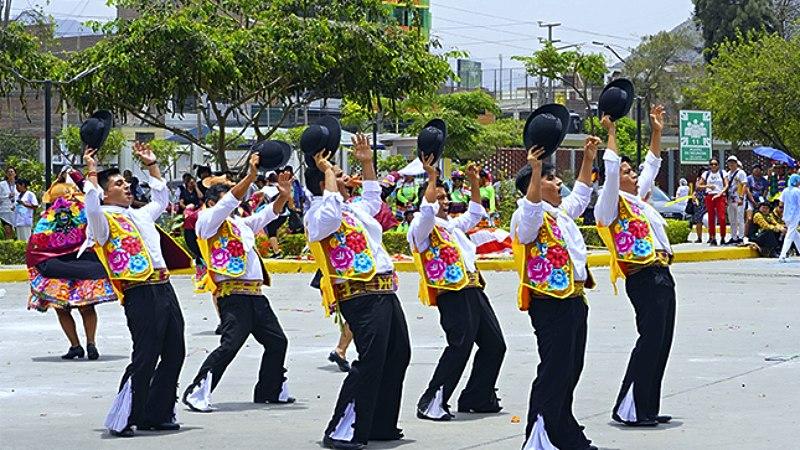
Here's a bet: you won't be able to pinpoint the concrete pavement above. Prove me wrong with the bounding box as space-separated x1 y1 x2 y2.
0 258 798 449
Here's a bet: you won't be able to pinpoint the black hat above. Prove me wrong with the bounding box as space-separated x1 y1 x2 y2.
523 104 570 159
301 116 341 163
417 118 447 162
252 140 291 171
80 110 113 150
598 78 634 121
514 162 556 195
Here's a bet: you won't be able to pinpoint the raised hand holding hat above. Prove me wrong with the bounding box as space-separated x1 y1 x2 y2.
252 140 292 171
598 78 635 121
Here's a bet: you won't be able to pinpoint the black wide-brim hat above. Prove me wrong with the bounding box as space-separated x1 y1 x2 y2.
80 110 113 150
301 116 341 165
252 140 291 171
523 104 570 159
417 118 447 162
598 78 634 121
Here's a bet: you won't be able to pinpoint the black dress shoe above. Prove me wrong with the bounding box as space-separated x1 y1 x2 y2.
322 435 365 450
612 413 658 427
416 407 453 421
109 426 134 438
139 422 180 431
328 352 351 372
87 343 99 360
586 446 599 450
656 415 672 423
61 345 84 360
370 428 404 441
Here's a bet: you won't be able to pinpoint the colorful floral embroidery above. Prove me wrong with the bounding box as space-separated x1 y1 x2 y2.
611 197 656 263
27 267 117 312
205 220 248 277
523 213 575 298
325 212 377 279
419 225 468 290
99 213 154 280
30 197 87 253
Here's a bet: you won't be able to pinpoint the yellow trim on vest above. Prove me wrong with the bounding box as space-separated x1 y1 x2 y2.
412 225 470 307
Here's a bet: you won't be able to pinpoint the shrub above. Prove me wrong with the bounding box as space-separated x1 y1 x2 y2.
383 231 410 255
578 226 604 248
0 240 27 265
665 219 691 245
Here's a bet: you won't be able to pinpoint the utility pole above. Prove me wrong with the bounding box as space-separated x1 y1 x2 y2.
538 22 561 105
498 54 503 100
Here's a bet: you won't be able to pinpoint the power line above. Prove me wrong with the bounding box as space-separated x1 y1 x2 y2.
434 16 538 39
433 29 536 52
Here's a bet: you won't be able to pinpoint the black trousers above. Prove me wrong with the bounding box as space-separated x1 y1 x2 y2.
324 293 411 444
119 282 186 427
752 230 782 257
614 266 676 421
419 287 506 411
189 293 288 402
182 228 202 265
526 296 591 450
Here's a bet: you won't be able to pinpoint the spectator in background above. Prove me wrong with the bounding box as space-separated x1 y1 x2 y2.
261 172 288 258
689 168 708 243
0 166 17 239
479 169 497 226
745 164 769 238
675 178 690 209
778 174 800 262
395 209 415 233
697 157 728 246
749 201 785 257
724 156 748 245
449 170 469 215
255 174 267 191
396 174 418 210
195 165 212 196
178 173 203 213
13 178 37 241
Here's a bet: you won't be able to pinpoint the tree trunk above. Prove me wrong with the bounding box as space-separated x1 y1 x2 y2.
216 125 228 172
2 0 12 28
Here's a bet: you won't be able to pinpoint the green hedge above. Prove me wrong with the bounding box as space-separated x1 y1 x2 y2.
0 240 27 265
664 219 691 245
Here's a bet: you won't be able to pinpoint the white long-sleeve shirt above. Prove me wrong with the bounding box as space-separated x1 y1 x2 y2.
781 186 800 225
407 199 485 273
196 191 279 282
82 175 170 269
304 180 394 274
510 182 592 282
595 151 672 254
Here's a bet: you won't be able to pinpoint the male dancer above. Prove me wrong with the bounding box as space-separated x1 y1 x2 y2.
182 153 294 412
408 155 505 421
511 136 599 450
83 143 185 438
305 134 410 450
595 106 675 427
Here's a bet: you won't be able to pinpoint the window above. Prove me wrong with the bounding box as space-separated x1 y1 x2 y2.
135 132 155 143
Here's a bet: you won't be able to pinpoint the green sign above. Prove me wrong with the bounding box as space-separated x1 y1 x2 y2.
679 110 713 165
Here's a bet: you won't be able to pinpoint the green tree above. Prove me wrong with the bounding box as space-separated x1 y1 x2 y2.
693 0 775 61
61 0 452 171
0 130 38 161
377 154 408 172
585 116 643 160
696 31 800 158
5 155 44 195
58 125 125 164
475 118 524 155
0 19 63 112
405 90 500 161
513 42 606 133
623 30 702 119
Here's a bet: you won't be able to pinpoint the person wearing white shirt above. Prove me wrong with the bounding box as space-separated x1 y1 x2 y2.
595 107 676 428
696 157 729 245
511 137 599 450
724 156 749 244
408 157 506 422
13 178 38 241
778 174 800 261
0 166 17 238
83 143 185 438
306 134 410 450
182 153 294 413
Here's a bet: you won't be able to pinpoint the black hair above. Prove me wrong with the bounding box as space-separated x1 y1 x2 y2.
15 178 29 187
758 201 771 209
283 165 294 174
752 164 763 171
620 155 633 165
182 173 194 182
514 162 556 195
97 168 121 191
416 180 449 208
204 184 231 205
305 167 325 197
196 165 212 178
267 172 278 183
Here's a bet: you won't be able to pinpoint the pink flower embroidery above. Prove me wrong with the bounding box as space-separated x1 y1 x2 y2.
550 221 563 240
49 232 67 249
425 259 446 281
630 204 641 215
330 246 355 271
211 248 231 269
527 256 553 283
108 249 130 274
439 246 460 265
64 227 85 245
615 231 635 254
343 214 356 227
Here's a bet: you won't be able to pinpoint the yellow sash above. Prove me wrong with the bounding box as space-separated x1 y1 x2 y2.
195 219 271 295
597 195 657 293
412 224 470 306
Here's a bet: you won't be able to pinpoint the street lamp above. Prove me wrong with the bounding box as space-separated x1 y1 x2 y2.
591 41 644 168
3 65 100 188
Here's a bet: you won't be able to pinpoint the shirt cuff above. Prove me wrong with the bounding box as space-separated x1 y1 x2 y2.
147 176 166 191
467 200 485 215
603 150 621 163
362 180 381 193
644 152 662 165
322 190 344 203
420 197 439 215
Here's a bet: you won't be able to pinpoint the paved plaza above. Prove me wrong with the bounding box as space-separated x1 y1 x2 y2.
0 258 798 450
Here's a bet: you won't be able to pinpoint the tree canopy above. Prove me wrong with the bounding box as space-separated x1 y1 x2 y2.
696 31 800 158
59 0 452 170
58 125 125 164
693 0 776 61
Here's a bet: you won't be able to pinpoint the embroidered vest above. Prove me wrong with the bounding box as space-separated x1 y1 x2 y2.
195 219 271 294
308 211 378 315
597 195 657 292
514 212 575 310
94 212 155 282
412 224 470 306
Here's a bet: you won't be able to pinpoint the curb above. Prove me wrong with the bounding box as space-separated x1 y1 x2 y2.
0 247 759 283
